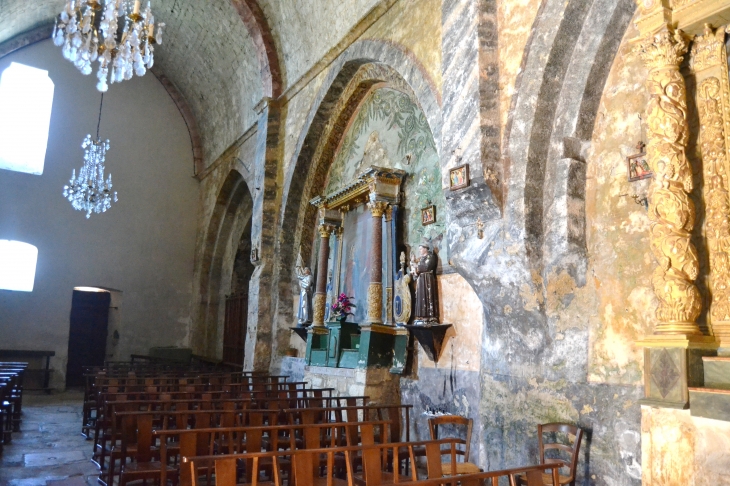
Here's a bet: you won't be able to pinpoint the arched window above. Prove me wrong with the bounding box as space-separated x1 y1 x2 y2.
0 62 55 175
0 240 39 292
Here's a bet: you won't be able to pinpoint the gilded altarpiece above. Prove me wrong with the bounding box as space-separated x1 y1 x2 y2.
303 86 445 372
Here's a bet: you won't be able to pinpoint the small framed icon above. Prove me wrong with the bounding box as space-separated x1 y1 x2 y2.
628 142 652 182
449 163 470 191
421 205 436 226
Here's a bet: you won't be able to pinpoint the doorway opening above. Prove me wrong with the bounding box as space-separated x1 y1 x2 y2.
222 219 253 366
65 286 112 387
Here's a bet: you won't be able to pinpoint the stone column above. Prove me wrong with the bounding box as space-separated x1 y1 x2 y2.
333 226 344 302
312 224 333 327
366 200 388 324
637 25 702 336
384 205 394 325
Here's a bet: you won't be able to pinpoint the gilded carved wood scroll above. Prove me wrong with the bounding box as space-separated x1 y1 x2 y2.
690 24 730 345
637 26 703 335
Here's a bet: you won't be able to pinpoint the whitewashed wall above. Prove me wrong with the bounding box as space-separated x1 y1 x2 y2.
0 40 199 388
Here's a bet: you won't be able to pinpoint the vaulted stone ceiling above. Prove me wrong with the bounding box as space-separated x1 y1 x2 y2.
0 0 381 167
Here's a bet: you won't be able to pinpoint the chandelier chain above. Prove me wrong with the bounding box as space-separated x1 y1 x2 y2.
96 93 104 140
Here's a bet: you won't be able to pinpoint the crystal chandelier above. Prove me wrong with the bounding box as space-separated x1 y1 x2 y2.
63 95 118 218
52 0 165 92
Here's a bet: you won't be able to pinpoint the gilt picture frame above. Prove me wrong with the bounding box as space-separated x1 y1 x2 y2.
449 163 469 191
421 205 436 226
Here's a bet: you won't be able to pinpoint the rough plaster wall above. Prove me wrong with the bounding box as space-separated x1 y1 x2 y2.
585 20 652 385
496 0 541 140
0 1 56 44
0 40 198 388
258 0 381 88
361 0 442 93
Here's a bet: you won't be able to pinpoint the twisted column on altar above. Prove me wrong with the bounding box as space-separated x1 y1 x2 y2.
367 199 388 324
312 224 334 327
637 25 702 335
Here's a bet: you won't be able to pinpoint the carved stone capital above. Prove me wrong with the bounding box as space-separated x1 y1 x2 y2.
367 200 389 218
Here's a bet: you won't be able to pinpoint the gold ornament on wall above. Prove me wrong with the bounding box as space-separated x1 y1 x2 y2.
636 25 702 334
367 282 383 323
313 293 327 326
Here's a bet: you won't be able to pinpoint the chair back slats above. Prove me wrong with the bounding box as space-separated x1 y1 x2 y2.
536 422 584 486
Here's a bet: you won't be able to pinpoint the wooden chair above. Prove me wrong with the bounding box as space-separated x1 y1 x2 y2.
118 414 177 486
427 415 481 476
518 423 583 486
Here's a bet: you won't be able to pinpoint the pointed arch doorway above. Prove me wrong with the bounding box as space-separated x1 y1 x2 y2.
223 218 253 366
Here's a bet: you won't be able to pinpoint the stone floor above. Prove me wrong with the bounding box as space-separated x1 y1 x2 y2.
0 391 99 486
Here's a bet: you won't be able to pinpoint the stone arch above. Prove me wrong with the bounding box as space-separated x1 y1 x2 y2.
229 0 283 98
503 0 635 277
194 169 253 358
270 41 442 356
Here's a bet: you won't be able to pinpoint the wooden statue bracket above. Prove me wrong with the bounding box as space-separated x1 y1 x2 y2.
404 323 453 362
290 327 308 342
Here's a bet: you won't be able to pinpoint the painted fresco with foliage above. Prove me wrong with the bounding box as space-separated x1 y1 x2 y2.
325 87 446 261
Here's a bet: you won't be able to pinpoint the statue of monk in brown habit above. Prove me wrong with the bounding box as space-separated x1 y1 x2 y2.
410 242 439 325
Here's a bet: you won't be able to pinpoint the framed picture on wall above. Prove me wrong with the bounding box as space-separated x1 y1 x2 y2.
628 142 652 182
421 205 436 226
449 164 470 190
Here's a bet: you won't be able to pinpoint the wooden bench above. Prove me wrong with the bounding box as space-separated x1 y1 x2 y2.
0 350 54 393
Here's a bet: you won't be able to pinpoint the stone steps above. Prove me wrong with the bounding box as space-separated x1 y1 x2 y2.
689 388 730 421
703 356 730 389
689 357 730 421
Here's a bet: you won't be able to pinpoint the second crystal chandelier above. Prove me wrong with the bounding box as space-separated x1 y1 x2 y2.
53 0 165 92
63 94 118 218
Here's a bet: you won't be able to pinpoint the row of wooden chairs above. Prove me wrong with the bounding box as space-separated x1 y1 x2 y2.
81 368 289 438
183 435 564 486
96 400 410 485
78 367 366 486
0 361 26 454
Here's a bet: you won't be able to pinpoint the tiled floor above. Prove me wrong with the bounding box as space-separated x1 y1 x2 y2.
0 391 99 486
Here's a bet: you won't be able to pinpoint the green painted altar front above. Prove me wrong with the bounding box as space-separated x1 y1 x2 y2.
304 320 408 372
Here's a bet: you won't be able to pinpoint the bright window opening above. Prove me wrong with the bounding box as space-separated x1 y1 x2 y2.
0 240 38 292
0 62 55 175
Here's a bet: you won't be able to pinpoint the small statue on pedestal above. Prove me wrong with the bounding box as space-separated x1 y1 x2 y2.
410 241 439 325
295 253 313 326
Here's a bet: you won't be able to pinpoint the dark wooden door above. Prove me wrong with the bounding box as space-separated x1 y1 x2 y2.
223 293 247 366
65 290 111 387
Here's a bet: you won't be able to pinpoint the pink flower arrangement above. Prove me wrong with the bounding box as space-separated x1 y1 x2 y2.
331 293 356 318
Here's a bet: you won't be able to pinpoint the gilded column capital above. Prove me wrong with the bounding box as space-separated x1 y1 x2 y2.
384 205 393 222
318 224 334 238
636 25 689 70
691 23 726 72
367 200 389 218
